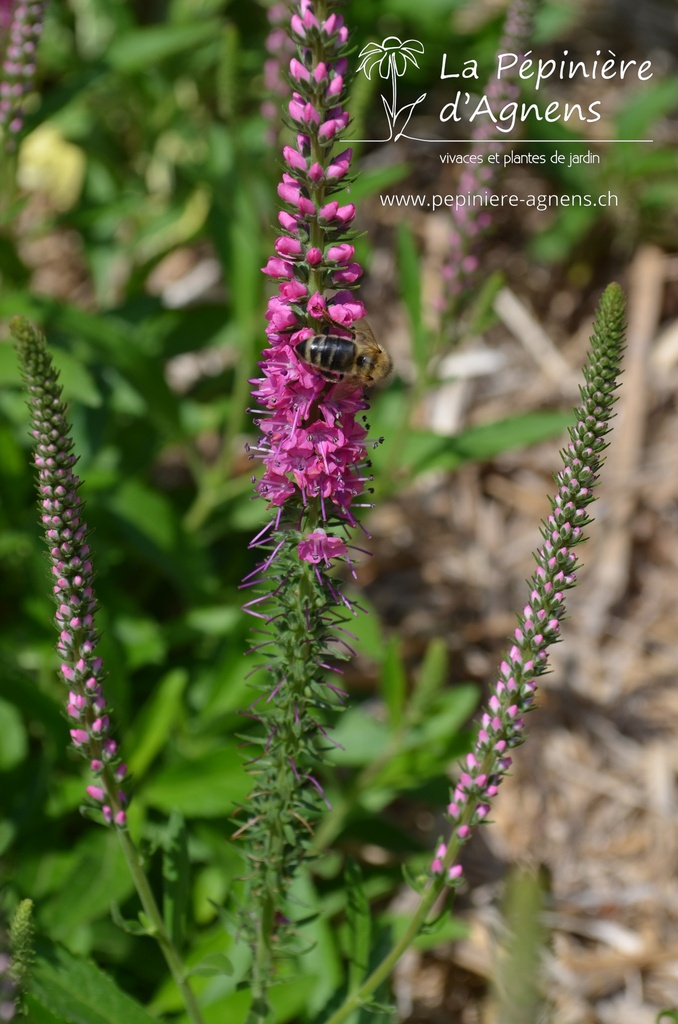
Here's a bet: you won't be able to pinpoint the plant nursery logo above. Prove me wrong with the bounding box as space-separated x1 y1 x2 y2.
356 36 427 142
352 36 656 145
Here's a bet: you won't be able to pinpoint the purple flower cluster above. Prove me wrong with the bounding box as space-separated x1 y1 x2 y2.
0 1 45 138
12 317 128 828
431 479 583 881
250 1 375 567
430 284 626 884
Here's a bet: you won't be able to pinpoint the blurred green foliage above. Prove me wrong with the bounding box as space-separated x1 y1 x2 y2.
0 0 675 1020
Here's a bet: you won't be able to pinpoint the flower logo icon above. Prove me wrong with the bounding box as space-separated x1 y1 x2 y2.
357 36 426 141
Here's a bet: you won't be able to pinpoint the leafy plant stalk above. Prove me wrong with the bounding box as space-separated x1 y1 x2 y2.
322 283 626 1024
12 316 206 1024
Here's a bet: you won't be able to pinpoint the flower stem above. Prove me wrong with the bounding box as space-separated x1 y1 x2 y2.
324 877 447 1024
116 828 205 1024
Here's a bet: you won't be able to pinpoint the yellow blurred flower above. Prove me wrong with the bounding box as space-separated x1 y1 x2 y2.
17 124 86 211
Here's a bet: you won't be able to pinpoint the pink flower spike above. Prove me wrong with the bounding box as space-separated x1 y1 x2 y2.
87 785 105 802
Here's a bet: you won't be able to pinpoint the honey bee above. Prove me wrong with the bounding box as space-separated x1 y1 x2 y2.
294 318 392 387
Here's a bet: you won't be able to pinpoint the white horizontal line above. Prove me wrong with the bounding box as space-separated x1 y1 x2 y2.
350 138 653 144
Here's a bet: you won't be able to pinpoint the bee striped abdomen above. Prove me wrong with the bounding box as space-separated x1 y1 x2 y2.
294 318 392 386
296 333 356 375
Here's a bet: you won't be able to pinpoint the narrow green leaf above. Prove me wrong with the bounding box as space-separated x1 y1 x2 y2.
409 638 448 720
126 668 188 779
380 638 406 729
373 409 574 476
396 223 427 373
163 812 190 951
106 21 221 71
345 860 370 991
0 697 28 768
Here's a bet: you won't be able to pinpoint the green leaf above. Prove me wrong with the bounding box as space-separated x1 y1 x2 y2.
345 860 370 990
340 590 384 662
38 831 135 940
106 20 221 71
108 479 178 554
406 686 479 751
109 904 149 937
29 944 160 1024
189 952 234 978
127 668 188 779
329 707 390 767
141 746 251 817
0 697 28 769
113 616 166 671
396 223 422 332
373 408 574 476
163 812 190 951
341 163 410 204
409 638 448 720
616 79 678 142
49 347 102 409
0 339 23 387
380 638 406 729
396 223 428 374
23 993 70 1023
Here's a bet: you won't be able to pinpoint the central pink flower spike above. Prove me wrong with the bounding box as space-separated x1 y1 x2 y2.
248 1 386 566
